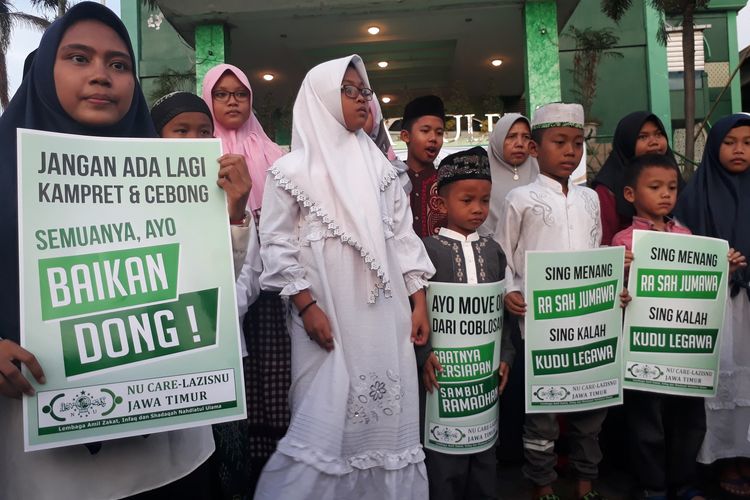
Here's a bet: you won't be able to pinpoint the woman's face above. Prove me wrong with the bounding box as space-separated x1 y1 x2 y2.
53 19 134 127
340 66 369 132
634 120 668 157
719 125 750 174
502 119 532 166
160 112 214 139
211 72 252 130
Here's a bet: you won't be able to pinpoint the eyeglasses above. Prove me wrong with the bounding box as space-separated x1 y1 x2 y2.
212 90 250 102
340 84 374 101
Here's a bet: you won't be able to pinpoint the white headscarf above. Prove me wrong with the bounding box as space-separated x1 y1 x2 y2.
481 113 539 237
270 55 397 302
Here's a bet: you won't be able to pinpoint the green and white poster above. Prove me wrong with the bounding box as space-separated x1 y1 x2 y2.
623 230 729 396
17 129 246 451
424 281 504 454
525 247 625 413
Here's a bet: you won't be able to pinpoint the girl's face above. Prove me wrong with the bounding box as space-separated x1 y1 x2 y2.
341 66 369 132
54 19 134 127
719 125 750 174
502 120 532 166
211 72 251 130
160 112 214 139
634 120 668 157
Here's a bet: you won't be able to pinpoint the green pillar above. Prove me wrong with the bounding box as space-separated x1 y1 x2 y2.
726 11 741 113
120 1 142 77
644 4 672 138
523 1 561 118
195 24 228 94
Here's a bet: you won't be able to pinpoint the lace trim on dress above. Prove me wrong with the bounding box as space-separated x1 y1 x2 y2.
272 166 399 303
276 439 425 475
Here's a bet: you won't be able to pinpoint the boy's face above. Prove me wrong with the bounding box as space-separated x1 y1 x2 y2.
531 127 584 184
719 125 750 174
438 179 491 236
160 112 214 138
211 72 252 131
634 120 668 157
400 115 444 165
503 120 532 166
623 166 678 222
54 20 135 127
340 66 369 131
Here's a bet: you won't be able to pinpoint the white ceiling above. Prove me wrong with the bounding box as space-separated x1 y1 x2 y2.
156 0 579 111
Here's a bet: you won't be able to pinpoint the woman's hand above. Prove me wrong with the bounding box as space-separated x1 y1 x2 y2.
504 291 527 317
728 248 747 275
293 292 334 352
422 352 442 393
301 305 334 352
410 289 430 346
217 154 252 221
0 339 45 399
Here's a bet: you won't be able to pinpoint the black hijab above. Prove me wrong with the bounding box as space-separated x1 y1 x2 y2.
0 2 156 343
674 114 750 295
593 111 678 219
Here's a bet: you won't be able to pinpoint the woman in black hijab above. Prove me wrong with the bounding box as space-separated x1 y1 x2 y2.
675 114 750 497
593 111 676 245
0 4 215 498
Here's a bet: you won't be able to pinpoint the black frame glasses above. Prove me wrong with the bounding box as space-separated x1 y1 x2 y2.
340 84 374 101
212 90 251 102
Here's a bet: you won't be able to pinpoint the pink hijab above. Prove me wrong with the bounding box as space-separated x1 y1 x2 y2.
202 64 285 212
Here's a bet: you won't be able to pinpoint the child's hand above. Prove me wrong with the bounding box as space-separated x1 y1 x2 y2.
504 291 527 317
217 154 252 222
410 289 430 346
620 288 632 309
301 305 334 352
422 352 442 393
498 362 510 395
624 250 633 269
0 339 45 399
728 248 747 274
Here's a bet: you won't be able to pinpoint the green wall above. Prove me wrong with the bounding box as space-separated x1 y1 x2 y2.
559 0 651 138
129 5 196 105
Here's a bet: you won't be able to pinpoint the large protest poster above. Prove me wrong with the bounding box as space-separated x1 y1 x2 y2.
18 129 246 451
622 230 729 396
525 247 625 413
424 281 504 454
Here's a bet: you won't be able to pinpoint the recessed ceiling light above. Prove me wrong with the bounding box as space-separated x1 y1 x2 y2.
367 26 380 35
381 96 391 104
262 73 274 81
491 59 503 67
377 61 388 68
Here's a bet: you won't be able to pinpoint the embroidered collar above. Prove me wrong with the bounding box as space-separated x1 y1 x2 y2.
439 227 480 242
536 172 573 194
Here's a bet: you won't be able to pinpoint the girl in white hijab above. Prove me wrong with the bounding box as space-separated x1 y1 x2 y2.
481 113 539 239
254 55 434 499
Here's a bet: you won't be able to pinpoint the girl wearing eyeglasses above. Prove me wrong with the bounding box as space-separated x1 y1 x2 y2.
201 64 291 494
253 55 434 499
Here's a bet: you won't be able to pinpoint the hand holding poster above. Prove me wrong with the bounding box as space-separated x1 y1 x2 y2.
18 130 246 450
424 281 504 454
525 247 625 413
622 230 729 396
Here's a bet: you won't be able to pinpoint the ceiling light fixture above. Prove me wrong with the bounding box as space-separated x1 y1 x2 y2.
491 59 503 67
377 61 388 68
262 73 274 81
367 26 380 35
381 96 392 104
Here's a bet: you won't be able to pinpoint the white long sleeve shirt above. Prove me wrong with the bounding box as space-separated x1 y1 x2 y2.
498 173 602 296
